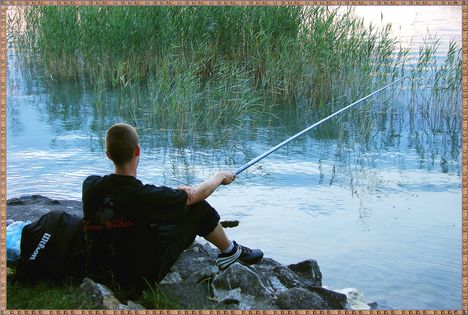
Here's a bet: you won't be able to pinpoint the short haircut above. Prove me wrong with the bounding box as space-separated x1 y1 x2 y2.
105 123 139 166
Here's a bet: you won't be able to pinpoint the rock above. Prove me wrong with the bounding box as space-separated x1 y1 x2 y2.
250 258 303 292
288 260 322 286
45 199 61 205
7 197 24 206
219 220 239 228
333 287 371 310
368 302 379 309
169 243 216 280
7 195 82 222
160 271 183 284
268 275 289 292
305 286 347 309
196 241 219 257
126 300 145 310
373 300 393 309
188 265 219 284
273 265 305 289
80 277 128 310
159 280 212 309
80 277 146 310
211 288 242 305
211 263 275 309
276 287 328 309
212 263 273 298
157 244 219 308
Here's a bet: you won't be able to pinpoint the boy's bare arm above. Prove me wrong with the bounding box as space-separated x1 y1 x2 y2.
178 171 236 206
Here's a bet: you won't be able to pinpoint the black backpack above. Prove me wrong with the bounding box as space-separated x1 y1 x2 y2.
15 210 86 282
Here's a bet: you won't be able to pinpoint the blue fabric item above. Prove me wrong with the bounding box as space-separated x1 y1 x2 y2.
6 220 31 262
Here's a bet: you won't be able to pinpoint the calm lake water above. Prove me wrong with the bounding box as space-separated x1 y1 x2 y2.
6 6 463 310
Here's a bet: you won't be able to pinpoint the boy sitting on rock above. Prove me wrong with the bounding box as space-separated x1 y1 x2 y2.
82 123 263 295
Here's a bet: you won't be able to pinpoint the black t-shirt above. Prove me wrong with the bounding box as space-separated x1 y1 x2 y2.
82 174 188 286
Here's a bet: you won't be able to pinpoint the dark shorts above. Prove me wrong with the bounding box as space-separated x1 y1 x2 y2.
153 200 220 282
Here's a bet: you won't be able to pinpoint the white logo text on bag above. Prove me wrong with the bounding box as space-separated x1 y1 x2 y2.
29 233 52 260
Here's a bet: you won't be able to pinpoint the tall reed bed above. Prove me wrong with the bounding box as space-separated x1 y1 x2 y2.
14 7 401 97
10 6 461 138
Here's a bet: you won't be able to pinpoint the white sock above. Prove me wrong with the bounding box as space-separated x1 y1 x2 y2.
222 241 235 253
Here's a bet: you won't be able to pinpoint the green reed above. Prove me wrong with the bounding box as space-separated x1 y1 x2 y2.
14 7 401 95
407 38 462 135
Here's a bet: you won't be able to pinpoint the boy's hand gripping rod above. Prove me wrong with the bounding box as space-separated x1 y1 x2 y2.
234 77 405 175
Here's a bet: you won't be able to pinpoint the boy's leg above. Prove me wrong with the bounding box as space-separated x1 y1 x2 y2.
204 222 230 252
156 200 263 279
155 201 221 281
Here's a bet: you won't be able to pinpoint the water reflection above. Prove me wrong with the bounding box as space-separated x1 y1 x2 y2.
352 6 462 56
7 54 462 188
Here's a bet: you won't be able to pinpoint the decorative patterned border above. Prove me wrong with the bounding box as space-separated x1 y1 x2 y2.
0 1 466 314
462 1 468 314
1 312 468 315
0 0 466 4
0 2 8 314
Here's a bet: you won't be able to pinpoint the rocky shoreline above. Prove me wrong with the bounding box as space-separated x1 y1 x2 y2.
7 195 381 310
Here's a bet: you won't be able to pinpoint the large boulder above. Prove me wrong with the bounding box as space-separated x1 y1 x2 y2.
276 288 328 309
212 263 273 297
80 277 145 310
158 244 218 308
158 277 213 309
211 263 275 309
167 243 217 280
251 258 304 291
333 287 372 310
288 259 322 287
305 286 347 309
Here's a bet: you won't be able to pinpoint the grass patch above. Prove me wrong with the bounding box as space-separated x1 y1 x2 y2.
139 283 184 309
6 268 183 310
6 273 94 310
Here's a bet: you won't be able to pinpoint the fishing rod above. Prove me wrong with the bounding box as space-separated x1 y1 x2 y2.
234 77 405 175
